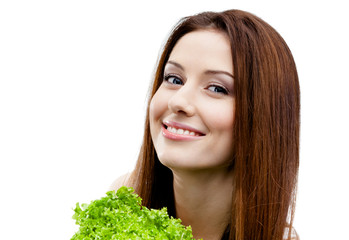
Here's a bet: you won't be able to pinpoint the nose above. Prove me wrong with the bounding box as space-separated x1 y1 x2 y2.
168 83 196 117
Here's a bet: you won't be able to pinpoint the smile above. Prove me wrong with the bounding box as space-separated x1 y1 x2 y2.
162 121 205 141
166 126 200 136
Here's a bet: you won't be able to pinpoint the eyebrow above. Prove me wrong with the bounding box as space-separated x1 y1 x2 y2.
166 60 234 79
167 60 185 71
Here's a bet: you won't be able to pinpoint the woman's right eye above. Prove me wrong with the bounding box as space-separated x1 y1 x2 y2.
164 74 183 85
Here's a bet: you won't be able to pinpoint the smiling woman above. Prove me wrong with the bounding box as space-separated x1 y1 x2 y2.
150 30 235 171
110 9 299 240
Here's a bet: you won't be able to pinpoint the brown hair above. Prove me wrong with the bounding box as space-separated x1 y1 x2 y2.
131 9 300 240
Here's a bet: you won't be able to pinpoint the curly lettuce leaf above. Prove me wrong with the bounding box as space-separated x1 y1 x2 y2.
71 186 197 240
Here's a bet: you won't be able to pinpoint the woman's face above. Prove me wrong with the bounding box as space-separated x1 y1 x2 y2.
149 30 235 171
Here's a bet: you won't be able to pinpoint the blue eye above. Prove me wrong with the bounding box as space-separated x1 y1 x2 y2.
207 85 228 95
164 74 183 85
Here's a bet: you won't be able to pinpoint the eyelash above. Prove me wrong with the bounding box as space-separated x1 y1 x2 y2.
163 74 183 85
163 74 229 95
207 85 228 95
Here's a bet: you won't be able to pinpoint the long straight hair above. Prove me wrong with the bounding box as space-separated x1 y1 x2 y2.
131 9 300 240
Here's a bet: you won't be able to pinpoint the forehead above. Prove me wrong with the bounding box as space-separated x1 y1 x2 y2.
168 30 233 73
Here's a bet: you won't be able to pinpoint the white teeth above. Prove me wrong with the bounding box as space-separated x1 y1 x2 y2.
168 127 176 133
166 126 199 136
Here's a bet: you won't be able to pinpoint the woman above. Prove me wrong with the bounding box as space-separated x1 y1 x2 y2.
111 9 300 240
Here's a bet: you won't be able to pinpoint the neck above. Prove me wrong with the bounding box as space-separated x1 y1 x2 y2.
172 168 233 240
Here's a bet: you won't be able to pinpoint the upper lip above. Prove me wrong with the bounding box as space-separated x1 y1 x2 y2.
163 120 206 136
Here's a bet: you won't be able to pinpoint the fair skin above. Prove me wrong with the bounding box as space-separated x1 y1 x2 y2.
149 29 235 240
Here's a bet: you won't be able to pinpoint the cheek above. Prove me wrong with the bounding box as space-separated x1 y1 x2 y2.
206 101 235 162
202 100 235 132
149 88 169 128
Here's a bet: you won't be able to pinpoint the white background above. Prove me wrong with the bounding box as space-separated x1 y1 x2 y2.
1 0 348 239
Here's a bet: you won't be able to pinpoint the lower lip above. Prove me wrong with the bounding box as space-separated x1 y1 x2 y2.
161 125 204 141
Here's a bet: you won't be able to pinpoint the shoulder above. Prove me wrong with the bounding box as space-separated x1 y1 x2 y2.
284 226 299 240
108 172 134 191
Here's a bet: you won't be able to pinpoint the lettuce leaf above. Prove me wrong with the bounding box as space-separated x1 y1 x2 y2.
71 186 197 239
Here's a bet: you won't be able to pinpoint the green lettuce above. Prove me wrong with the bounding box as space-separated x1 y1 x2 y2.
71 186 197 239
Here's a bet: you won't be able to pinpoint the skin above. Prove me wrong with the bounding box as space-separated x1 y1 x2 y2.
149 29 235 240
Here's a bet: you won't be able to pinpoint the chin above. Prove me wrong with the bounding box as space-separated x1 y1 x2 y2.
157 155 225 172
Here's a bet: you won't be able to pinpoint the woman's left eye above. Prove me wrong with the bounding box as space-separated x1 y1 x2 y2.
207 85 228 95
